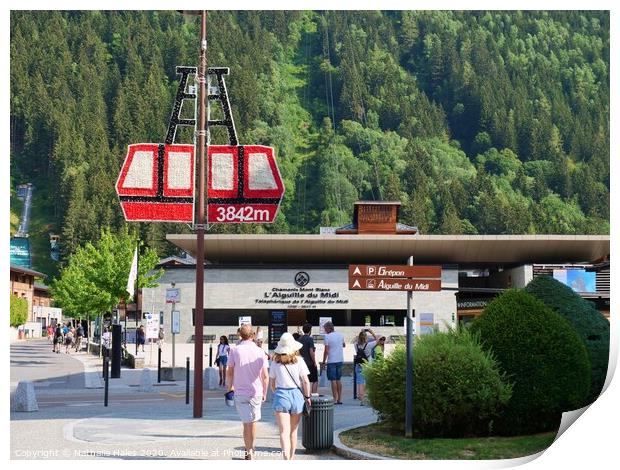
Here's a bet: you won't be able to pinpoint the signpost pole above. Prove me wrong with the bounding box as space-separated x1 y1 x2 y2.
193 9 207 419
135 247 140 356
172 300 176 368
405 256 414 438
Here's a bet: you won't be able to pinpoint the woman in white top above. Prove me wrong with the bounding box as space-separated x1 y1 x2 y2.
215 336 230 387
270 333 311 460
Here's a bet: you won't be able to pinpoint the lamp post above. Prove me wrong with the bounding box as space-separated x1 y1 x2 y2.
179 9 208 419
176 8 208 419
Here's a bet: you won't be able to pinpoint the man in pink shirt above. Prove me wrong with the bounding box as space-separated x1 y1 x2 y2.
226 324 269 460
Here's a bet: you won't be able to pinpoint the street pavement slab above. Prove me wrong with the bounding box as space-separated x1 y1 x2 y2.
11 339 378 460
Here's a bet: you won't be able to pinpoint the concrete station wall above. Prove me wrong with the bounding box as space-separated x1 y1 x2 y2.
142 266 458 343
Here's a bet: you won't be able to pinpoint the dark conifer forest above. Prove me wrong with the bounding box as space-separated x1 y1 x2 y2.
10 11 610 264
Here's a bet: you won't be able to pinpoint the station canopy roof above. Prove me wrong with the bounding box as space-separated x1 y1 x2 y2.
166 234 610 265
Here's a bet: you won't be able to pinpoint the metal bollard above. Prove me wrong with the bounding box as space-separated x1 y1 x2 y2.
104 357 109 407
157 347 162 383
186 357 190 405
353 364 357 400
209 344 213 368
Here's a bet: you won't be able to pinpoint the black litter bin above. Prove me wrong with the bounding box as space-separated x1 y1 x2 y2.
302 395 334 451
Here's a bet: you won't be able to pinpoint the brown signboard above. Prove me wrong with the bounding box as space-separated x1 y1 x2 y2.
348 277 442 292
348 265 442 279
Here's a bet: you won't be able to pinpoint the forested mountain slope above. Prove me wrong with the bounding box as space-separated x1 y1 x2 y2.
10 11 609 265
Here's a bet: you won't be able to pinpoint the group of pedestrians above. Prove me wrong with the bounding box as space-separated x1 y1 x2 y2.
48 322 84 354
225 324 311 460
223 321 380 460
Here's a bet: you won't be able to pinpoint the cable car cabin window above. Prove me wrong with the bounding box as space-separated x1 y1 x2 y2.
166 151 192 190
248 153 277 190
163 145 194 197
211 152 236 191
208 146 238 198
124 150 156 191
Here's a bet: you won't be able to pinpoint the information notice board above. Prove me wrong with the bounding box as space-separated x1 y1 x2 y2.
268 310 287 350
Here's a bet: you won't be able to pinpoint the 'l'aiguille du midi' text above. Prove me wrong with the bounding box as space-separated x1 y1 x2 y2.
255 287 349 306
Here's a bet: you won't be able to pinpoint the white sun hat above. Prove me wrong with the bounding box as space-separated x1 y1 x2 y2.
274 332 303 355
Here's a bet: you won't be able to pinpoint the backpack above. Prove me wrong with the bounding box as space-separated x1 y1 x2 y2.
354 343 369 364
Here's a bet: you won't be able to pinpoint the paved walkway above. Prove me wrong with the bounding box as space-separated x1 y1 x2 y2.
10 339 85 391
11 340 377 460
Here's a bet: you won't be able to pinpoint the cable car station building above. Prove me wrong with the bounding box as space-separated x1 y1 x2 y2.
142 201 610 342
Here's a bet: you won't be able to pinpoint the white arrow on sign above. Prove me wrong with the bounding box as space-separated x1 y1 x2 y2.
353 267 361 275
353 279 361 288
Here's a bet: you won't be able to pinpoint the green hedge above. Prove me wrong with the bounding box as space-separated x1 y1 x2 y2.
525 275 609 403
471 289 591 435
364 328 512 438
10 294 28 327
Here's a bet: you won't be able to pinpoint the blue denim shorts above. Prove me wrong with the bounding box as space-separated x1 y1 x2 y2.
354 363 366 385
218 355 228 366
272 388 304 414
326 362 343 381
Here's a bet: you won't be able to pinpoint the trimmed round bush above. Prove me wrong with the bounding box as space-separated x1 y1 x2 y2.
364 328 512 438
525 274 610 403
470 289 591 435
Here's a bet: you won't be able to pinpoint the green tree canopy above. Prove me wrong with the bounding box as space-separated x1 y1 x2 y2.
51 226 162 321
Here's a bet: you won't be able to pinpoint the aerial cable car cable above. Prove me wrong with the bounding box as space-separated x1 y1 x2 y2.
322 14 342 213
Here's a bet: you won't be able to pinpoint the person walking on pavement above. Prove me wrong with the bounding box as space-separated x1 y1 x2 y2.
270 333 311 460
53 324 63 354
226 324 269 460
74 323 84 352
254 326 264 344
102 327 112 357
64 328 74 354
353 328 379 405
47 325 54 343
157 327 165 350
298 323 319 393
216 335 230 387
321 321 345 404
373 336 386 359
255 337 271 361
136 325 146 353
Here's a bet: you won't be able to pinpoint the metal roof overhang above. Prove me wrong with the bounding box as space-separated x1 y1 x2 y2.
10 264 47 279
166 234 610 265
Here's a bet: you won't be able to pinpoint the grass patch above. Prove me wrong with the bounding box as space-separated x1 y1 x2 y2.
339 422 556 460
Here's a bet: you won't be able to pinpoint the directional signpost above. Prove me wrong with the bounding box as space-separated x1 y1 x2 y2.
349 277 442 291
348 264 442 281
349 261 442 439
348 265 442 292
